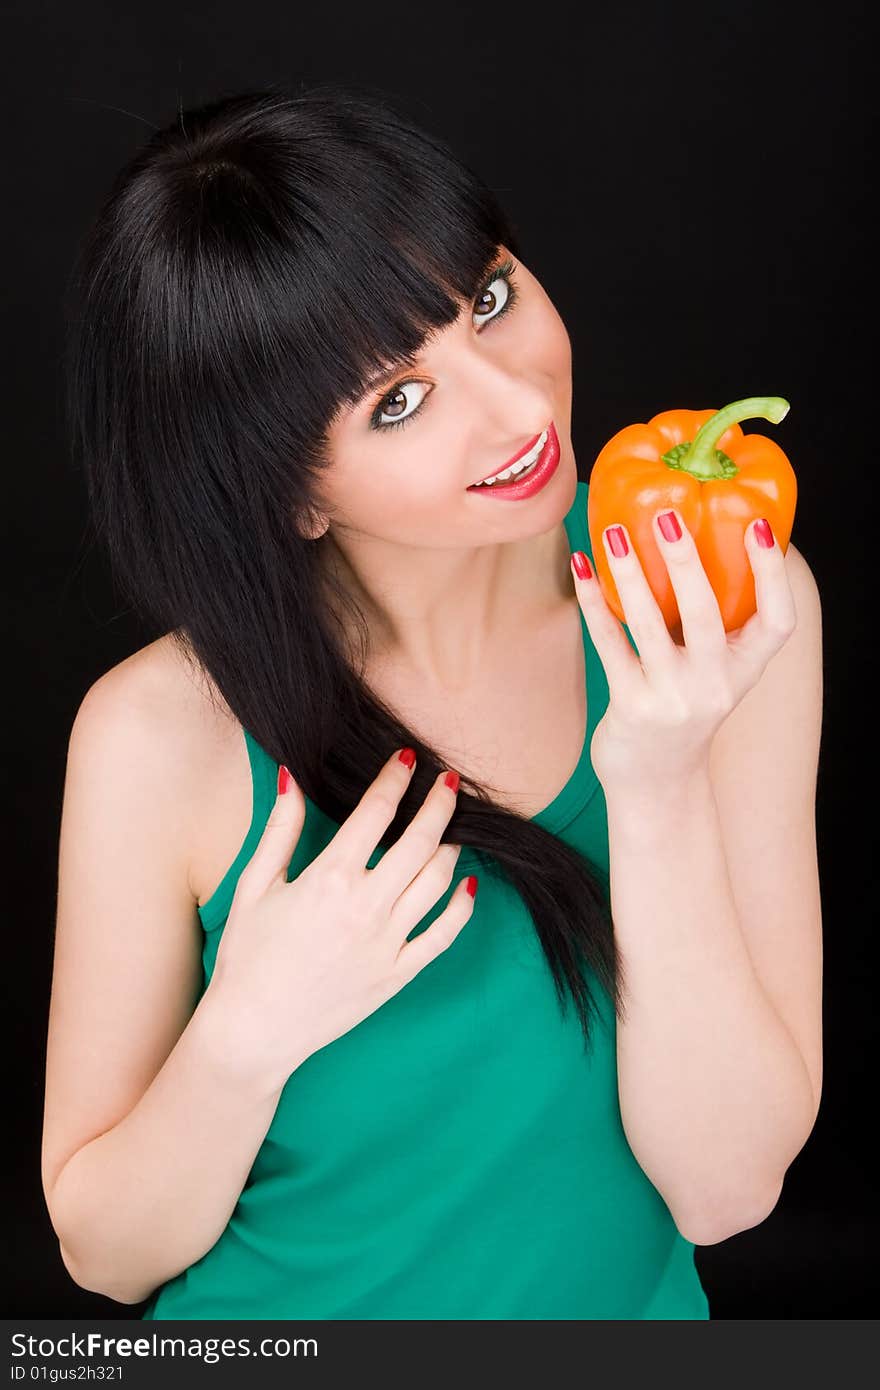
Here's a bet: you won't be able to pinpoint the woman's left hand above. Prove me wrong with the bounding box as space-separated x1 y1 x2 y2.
570 508 799 791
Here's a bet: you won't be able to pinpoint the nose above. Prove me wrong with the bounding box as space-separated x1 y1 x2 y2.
458 344 553 451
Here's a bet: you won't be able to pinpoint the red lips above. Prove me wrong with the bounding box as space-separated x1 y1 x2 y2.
471 429 545 486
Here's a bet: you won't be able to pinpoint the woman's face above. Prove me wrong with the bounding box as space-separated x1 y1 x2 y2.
315 249 575 548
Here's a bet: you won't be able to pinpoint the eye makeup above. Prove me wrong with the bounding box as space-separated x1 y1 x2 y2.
367 259 520 433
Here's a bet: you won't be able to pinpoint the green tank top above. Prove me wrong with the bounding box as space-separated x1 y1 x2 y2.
141 480 709 1321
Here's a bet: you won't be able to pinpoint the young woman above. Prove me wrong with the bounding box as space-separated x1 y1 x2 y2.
41 82 823 1320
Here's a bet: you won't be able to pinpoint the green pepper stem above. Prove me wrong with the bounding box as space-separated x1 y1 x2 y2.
683 396 790 479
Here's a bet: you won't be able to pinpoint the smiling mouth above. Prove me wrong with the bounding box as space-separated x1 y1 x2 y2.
470 428 549 487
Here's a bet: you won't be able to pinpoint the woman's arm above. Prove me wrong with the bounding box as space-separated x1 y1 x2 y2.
43 665 297 1305
571 511 823 1246
605 762 817 1247
49 991 290 1304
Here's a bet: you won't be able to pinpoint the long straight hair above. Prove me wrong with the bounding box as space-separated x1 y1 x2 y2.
64 81 627 1051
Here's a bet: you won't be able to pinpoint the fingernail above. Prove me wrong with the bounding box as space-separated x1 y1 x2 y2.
277 765 292 795
606 525 629 558
754 518 775 549
658 510 682 543
398 747 416 768
466 875 479 898
571 550 593 579
445 770 460 793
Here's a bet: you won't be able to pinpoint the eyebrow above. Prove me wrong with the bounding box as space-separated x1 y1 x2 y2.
362 348 426 396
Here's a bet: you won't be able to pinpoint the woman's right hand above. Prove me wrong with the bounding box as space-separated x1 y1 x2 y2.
205 748 477 1093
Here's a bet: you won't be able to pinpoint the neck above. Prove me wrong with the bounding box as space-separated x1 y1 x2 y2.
319 519 575 693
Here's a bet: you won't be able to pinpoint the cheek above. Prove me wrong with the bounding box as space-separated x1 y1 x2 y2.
379 427 467 518
322 423 465 538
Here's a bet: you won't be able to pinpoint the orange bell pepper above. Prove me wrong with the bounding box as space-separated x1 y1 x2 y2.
586 396 797 640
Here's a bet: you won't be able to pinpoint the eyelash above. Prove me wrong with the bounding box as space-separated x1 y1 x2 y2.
369 259 520 432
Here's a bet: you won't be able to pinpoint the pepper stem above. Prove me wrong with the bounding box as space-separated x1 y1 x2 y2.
682 396 790 480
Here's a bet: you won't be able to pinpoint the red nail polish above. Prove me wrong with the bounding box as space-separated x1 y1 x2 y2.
607 526 629 558
277 764 292 795
754 518 775 548
398 747 416 768
445 770 460 793
466 875 478 898
658 510 682 542
571 550 593 579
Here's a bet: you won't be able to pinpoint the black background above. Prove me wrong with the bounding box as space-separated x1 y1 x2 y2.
4 0 874 1319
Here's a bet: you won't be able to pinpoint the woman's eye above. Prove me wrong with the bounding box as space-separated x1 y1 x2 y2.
371 380 432 431
370 264 518 432
473 271 514 327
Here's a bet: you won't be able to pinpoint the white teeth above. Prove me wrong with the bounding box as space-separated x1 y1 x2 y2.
473 430 548 486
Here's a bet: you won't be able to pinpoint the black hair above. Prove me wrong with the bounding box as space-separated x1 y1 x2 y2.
63 80 626 1052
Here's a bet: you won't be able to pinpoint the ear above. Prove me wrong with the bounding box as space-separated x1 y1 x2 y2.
293 505 331 541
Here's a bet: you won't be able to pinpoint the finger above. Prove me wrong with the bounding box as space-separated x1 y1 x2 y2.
651 508 728 657
388 840 463 936
368 768 461 902
570 549 644 700
235 762 307 901
600 522 678 673
728 518 798 668
394 874 478 983
322 746 418 871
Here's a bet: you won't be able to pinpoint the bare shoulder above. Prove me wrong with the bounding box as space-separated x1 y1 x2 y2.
83 630 227 732
73 633 247 903
43 635 247 1222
